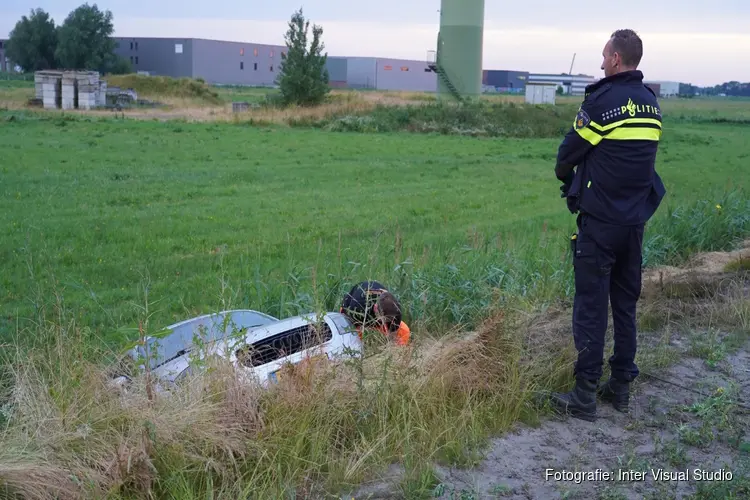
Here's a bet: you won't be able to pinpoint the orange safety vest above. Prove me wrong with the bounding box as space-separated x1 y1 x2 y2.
356 321 411 346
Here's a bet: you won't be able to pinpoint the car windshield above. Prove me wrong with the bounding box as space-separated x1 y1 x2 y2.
132 310 278 370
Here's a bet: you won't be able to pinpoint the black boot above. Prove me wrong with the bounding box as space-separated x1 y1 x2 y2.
549 378 598 422
598 377 630 413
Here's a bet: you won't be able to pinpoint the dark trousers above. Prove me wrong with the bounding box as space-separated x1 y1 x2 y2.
572 214 644 382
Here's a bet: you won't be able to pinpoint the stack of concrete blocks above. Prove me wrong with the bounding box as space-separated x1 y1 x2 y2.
60 72 78 110
75 71 102 110
33 70 105 110
34 71 62 109
61 71 76 109
97 80 108 107
34 76 44 99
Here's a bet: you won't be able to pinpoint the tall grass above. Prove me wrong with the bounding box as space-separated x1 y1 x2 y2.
0 293 562 499
1 192 749 499
139 191 745 335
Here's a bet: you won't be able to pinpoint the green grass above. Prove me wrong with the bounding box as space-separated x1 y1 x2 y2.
0 72 33 83
0 79 33 89
1 107 749 346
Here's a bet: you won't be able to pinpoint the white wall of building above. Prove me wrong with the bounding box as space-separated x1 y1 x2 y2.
655 81 680 97
374 58 437 92
525 83 557 104
527 73 597 96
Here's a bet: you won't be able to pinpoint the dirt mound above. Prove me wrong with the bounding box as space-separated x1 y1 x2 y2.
643 240 750 289
104 74 222 105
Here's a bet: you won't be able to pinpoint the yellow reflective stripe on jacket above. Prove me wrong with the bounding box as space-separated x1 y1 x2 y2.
575 116 662 145
588 117 662 132
605 127 662 141
576 126 603 146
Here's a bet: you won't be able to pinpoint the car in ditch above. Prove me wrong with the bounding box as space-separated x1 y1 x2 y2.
111 309 363 391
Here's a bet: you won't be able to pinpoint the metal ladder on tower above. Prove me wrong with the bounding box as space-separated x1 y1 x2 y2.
426 60 464 103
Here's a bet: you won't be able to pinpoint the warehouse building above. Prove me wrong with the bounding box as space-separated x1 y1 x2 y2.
326 56 348 88
344 56 436 92
113 37 288 86
527 73 598 96
112 37 437 91
644 80 680 97
482 69 529 93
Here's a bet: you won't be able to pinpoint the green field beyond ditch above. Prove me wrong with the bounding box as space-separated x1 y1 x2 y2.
1 104 749 346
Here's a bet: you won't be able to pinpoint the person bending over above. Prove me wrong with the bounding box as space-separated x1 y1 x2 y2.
340 280 411 346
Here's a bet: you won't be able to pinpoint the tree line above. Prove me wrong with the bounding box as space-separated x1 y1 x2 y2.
4 4 131 74
678 81 750 98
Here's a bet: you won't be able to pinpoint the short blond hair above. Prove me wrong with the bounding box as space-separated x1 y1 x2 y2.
610 29 643 67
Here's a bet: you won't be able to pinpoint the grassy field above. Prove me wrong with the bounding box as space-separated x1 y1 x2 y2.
1 80 750 499
1 101 748 343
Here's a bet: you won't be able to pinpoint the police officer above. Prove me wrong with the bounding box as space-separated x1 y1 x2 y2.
549 29 667 421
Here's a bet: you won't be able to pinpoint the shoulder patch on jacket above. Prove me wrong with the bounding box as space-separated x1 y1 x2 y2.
574 109 591 130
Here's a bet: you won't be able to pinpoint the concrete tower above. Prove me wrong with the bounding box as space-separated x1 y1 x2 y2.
435 0 485 101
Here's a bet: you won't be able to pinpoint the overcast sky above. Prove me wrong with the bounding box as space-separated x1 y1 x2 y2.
2 1 748 86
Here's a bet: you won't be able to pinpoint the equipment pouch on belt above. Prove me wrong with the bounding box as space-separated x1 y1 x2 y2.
570 233 578 263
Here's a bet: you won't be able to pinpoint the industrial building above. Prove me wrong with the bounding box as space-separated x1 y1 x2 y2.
0 39 12 72
526 72 597 96
113 37 289 86
337 56 436 92
112 0 481 100
3 25 691 100
644 80 680 97
113 37 437 92
482 69 528 93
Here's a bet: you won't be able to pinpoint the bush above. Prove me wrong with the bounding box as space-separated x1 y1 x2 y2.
318 101 577 139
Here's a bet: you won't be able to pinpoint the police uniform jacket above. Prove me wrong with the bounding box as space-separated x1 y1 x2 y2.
555 70 667 226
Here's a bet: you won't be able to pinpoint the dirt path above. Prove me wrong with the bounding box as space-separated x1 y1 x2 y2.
431 338 750 500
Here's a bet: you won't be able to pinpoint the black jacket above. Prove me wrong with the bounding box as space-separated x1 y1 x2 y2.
340 280 388 326
555 70 666 226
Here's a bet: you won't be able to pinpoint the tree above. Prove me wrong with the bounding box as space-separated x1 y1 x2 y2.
109 56 133 75
55 3 117 73
5 8 58 72
276 8 330 106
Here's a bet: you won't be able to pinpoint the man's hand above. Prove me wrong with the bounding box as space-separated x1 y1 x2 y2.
559 170 574 197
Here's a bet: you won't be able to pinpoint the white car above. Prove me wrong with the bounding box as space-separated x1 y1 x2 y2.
113 309 363 390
